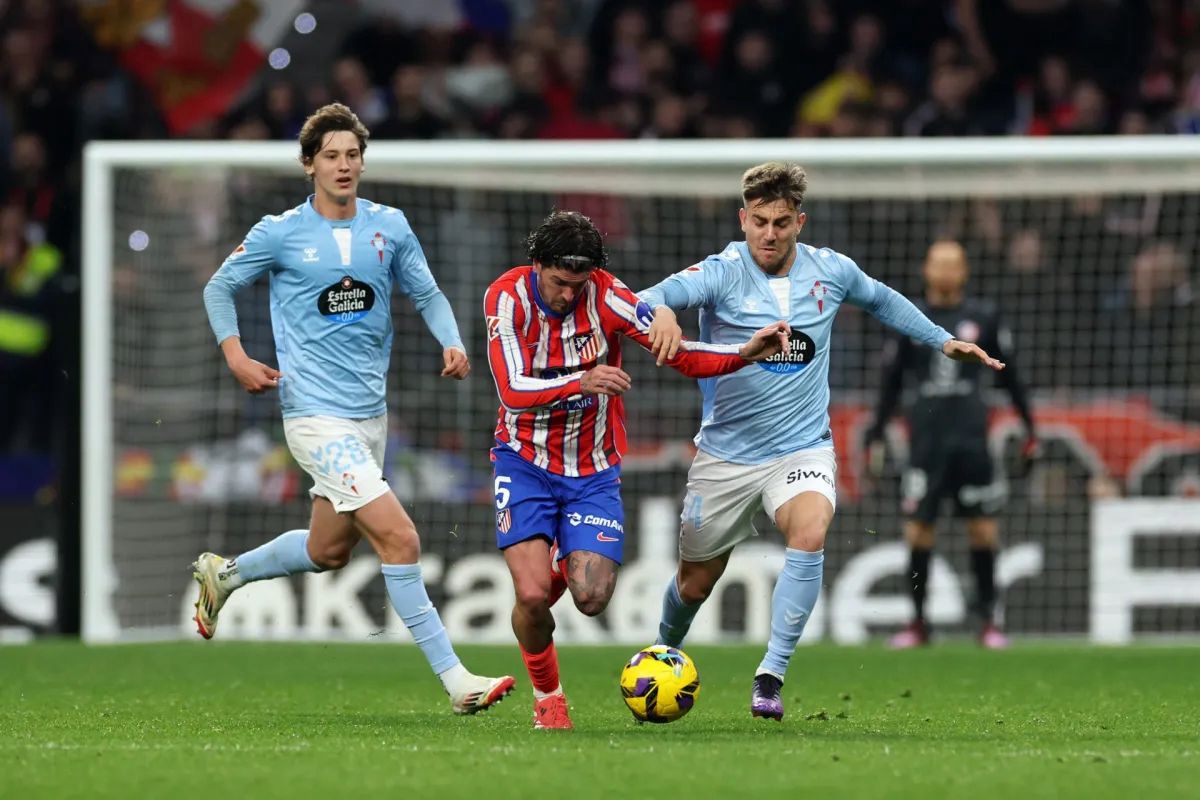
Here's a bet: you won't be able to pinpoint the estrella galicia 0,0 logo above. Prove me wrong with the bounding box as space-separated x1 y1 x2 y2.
318 276 376 323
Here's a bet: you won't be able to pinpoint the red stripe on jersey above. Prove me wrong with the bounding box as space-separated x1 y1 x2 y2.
485 266 748 477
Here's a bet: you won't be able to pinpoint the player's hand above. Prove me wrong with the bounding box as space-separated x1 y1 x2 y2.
580 364 632 396
648 305 682 366
441 347 470 379
1011 434 1040 479
228 355 282 394
942 338 1005 371
738 321 790 362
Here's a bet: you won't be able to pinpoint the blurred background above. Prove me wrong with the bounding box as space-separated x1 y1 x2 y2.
2 0 1199 644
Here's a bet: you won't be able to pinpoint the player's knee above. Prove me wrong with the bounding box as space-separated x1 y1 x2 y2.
375 520 420 563
677 578 714 606
515 581 551 611
569 582 613 617
571 591 610 617
310 546 352 570
787 523 828 552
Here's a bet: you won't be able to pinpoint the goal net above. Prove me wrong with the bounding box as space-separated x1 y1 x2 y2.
83 138 1200 644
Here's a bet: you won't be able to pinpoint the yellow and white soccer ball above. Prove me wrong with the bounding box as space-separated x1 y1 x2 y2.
619 644 700 723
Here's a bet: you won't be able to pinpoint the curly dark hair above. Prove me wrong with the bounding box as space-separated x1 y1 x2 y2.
525 210 608 272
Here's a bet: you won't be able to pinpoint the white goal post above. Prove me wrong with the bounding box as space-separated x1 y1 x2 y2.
83 137 1200 644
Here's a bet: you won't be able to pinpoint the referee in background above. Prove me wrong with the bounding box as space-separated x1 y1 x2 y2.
864 239 1037 648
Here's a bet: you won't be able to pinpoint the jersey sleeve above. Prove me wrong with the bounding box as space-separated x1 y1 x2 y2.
390 218 464 351
604 276 746 378
484 282 585 413
203 218 276 346
837 253 953 351
636 257 724 311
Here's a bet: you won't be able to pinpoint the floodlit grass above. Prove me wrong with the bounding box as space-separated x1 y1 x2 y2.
2 642 1196 799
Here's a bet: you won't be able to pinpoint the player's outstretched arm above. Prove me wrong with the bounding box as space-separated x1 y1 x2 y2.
942 338 1005 371
647 306 682 366
738 321 791 362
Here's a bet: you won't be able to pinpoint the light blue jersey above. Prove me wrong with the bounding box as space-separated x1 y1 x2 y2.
639 241 952 465
204 196 463 419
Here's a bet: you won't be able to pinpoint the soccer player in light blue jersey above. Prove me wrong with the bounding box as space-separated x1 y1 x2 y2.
640 162 1004 720
195 103 514 715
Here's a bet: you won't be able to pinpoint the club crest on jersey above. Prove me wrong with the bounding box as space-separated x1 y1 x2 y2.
572 332 600 362
486 315 504 341
318 276 376 323
371 231 387 264
810 280 827 313
497 508 512 533
956 320 981 343
759 327 817 374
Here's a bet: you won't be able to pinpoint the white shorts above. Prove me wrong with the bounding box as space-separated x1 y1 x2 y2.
678 447 837 562
283 415 390 513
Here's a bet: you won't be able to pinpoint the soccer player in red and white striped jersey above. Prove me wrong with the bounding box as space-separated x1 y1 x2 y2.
484 211 788 729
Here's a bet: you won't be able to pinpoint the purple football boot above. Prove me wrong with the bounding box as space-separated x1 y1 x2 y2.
750 673 784 721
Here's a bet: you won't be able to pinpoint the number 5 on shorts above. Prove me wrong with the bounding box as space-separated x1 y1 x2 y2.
494 475 511 509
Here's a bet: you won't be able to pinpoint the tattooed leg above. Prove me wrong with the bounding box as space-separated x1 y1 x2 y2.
565 551 618 617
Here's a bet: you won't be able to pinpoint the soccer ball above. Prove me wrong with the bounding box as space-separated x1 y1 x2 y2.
619 645 700 723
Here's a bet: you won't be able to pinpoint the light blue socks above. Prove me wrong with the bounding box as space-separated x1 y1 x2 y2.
382 563 460 675
233 529 318 582
656 576 703 647
757 548 824 680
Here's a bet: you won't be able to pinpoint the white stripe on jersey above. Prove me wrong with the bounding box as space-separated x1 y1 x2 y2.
593 393 610 471
677 339 742 354
584 289 607 360
582 287 609 473
514 276 533 339
495 290 578 404
604 290 638 324
530 307 552 469
559 305 581 477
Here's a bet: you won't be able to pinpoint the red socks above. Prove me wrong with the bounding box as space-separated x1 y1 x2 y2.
520 641 561 694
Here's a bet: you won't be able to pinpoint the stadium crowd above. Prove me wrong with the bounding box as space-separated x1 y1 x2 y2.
2 0 1199 459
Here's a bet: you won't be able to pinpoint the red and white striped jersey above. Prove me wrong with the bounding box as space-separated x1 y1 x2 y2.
485 265 747 476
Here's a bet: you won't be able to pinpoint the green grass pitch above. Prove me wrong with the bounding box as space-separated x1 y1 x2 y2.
2 642 1196 799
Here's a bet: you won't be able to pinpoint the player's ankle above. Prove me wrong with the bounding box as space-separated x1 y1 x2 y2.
533 684 564 700
437 662 471 695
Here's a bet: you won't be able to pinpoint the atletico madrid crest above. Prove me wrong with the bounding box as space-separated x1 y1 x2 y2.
497 508 512 533
572 332 600 362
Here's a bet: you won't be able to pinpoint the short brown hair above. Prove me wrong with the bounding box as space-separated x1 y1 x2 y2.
741 161 807 209
298 103 369 168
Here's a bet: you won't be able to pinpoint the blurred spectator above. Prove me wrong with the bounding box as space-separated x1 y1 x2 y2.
661 0 712 97
1096 241 1200 390
375 66 448 140
1025 55 1074 135
444 38 513 119
604 6 650 95
0 201 62 453
642 93 695 139
7 132 63 246
261 82 306 141
331 56 389 126
904 62 984 137
1061 80 1111 135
